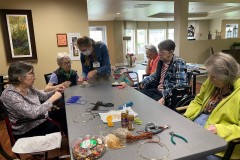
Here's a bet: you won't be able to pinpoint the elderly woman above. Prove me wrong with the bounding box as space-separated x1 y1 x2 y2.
184 53 240 160
0 61 67 140
77 36 111 82
44 52 79 92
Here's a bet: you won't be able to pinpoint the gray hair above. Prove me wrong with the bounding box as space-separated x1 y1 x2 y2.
8 61 34 85
158 39 176 51
146 45 158 54
204 52 240 84
57 52 70 66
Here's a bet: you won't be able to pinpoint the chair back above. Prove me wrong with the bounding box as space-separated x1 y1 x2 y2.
44 73 52 84
0 100 17 148
0 75 4 96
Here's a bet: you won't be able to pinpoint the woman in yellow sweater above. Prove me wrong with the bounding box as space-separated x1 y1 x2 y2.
184 52 240 160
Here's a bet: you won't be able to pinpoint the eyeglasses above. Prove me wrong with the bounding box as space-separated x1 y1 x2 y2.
63 61 71 65
26 72 36 77
159 50 170 54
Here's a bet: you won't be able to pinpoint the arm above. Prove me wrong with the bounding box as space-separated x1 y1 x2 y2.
80 54 88 78
2 90 60 119
145 59 152 75
141 72 157 89
44 73 69 92
183 79 211 120
96 44 111 75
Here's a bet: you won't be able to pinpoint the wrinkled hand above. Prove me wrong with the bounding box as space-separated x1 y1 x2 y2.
49 91 62 103
87 70 97 79
62 81 71 88
158 98 165 105
55 84 65 93
207 124 217 134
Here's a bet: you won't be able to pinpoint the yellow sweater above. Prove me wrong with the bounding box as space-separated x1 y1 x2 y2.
184 78 240 159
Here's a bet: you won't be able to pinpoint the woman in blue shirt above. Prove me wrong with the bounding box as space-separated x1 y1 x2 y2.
77 36 111 82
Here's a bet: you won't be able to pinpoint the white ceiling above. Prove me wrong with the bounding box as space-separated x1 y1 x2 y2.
87 0 240 21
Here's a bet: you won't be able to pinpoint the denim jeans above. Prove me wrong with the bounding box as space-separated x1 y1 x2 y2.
194 113 210 127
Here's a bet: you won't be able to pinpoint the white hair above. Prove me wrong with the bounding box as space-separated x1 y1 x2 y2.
57 52 70 66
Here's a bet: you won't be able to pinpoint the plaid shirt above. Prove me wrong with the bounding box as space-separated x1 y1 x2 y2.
141 55 187 97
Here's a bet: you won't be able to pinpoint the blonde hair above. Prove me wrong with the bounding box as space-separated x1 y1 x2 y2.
204 52 240 84
57 52 70 66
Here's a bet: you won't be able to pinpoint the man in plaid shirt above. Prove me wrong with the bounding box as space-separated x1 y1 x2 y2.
140 40 187 105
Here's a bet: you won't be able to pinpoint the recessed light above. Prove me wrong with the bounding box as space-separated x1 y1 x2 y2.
116 13 120 15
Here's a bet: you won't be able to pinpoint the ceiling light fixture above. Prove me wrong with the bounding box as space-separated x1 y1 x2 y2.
116 13 120 15
134 4 151 8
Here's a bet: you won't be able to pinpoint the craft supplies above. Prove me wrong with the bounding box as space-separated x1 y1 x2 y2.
98 107 138 123
112 128 131 144
134 118 143 125
106 115 114 127
145 123 171 134
118 101 133 110
126 132 153 143
65 96 87 105
121 111 128 128
105 134 125 149
127 114 135 131
170 132 188 145
137 140 169 160
71 135 105 160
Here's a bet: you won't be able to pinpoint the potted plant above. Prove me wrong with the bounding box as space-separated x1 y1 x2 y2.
231 42 240 50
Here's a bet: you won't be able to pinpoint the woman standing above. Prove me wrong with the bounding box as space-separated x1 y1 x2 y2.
77 36 111 82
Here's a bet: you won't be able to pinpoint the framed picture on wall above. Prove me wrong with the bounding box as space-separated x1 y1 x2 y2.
67 33 81 60
56 33 68 47
0 9 37 62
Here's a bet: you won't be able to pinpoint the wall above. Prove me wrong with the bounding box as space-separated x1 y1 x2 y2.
89 21 115 64
222 19 240 38
180 38 240 63
0 0 89 89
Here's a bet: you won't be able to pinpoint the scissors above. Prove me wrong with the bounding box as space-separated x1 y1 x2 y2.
170 132 188 145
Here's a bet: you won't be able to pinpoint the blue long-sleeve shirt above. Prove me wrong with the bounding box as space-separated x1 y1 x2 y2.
80 41 111 78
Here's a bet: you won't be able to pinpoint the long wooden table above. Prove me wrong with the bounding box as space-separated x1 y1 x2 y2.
64 83 227 160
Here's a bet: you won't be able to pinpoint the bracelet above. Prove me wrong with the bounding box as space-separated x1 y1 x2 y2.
137 140 169 160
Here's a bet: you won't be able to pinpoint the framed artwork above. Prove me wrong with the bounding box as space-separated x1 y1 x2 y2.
67 33 81 60
56 33 68 47
0 9 37 62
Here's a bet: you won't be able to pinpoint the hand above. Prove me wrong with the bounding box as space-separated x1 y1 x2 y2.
49 91 62 103
158 98 165 105
55 84 65 93
207 124 217 134
139 83 144 89
62 81 71 88
87 70 97 79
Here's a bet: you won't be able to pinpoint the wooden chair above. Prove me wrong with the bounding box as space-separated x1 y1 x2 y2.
0 100 63 160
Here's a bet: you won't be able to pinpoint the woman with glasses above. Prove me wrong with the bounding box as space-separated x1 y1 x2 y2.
77 36 111 83
44 52 79 92
0 61 67 140
184 53 240 160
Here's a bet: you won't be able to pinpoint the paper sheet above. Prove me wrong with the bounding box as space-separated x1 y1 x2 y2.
12 132 62 154
99 107 138 123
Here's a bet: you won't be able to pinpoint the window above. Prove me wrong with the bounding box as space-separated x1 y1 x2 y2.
137 29 147 54
225 24 238 39
149 29 166 47
125 29 135 54
89 26 107 44
168 29 174 41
